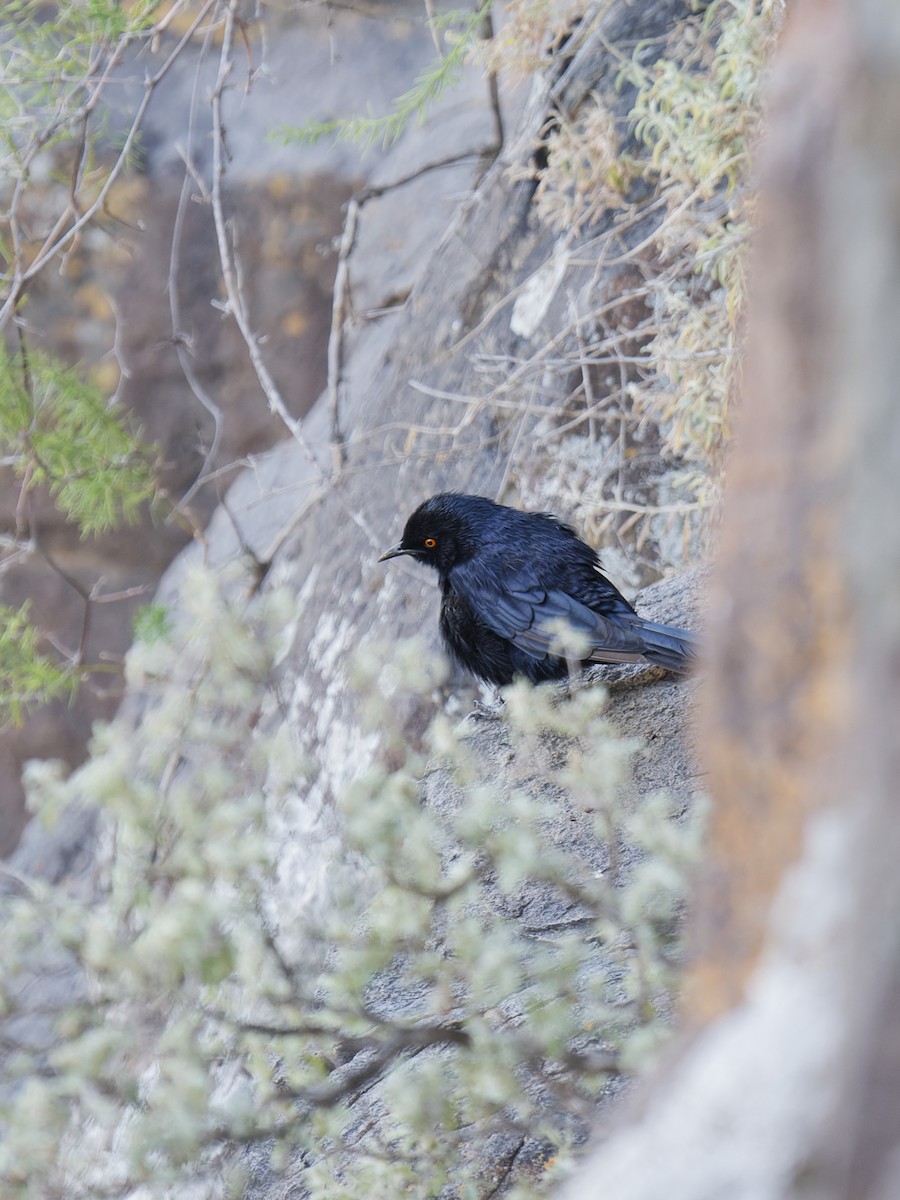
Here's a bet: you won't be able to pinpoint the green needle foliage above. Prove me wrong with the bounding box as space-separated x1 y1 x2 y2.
132 603 173 645
0 564 703 1198
0 343 157 537
0 602 77 725
0 0 156 124
0 0 157 235
274 2 494 151
0 341 157 722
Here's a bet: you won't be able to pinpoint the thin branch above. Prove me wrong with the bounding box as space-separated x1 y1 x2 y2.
168 21 225 510
0 0 221 330
325 148 492 468
208 1 325 480
479 4 504 154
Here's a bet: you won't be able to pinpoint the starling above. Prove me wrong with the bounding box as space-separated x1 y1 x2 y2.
379 493 697 688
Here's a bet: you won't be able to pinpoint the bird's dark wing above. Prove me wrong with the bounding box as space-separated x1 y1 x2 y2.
451 561 647 665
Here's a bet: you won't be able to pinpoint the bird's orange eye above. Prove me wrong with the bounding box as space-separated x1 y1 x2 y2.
424 537 437 548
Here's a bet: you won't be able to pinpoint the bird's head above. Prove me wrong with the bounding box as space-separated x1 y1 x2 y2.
379 493 481 574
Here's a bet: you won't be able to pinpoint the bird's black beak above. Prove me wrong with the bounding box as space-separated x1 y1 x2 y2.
378 543 414 563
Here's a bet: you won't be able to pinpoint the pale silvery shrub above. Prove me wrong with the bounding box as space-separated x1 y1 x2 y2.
0 563 702 1198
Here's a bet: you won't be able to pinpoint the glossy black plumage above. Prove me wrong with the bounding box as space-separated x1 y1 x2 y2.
379 493 697 689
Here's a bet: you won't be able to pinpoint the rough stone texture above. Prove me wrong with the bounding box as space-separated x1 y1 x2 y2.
4 1 706 1194
558 1 900 1197
149 0 693 847
235 570 702 1200
4 564 702 1198
0 0 494 856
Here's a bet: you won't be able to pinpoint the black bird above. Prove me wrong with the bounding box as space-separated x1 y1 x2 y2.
379 492 697 689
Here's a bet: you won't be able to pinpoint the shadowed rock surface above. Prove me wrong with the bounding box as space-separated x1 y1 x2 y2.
0 0 497 855
4 2 704 1194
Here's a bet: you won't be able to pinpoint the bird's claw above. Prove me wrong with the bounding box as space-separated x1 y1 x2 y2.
471 696 505 720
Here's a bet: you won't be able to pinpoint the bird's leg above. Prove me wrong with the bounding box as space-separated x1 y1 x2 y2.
471 689 505 718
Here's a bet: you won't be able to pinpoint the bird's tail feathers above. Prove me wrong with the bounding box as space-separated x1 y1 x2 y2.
632 618 699 674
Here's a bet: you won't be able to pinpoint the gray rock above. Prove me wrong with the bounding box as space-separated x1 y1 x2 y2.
3 3 704 1195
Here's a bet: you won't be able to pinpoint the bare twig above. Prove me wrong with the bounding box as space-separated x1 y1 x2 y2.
325 147 499 470
168 20 225 510
479 4 504 154
0 0 220 330
208 2 326 480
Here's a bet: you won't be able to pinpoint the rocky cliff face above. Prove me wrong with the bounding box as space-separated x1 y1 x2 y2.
144 0 694 837
8 1 900 1196
5 0 705 1193
4 0 695 856
0 0 489 854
